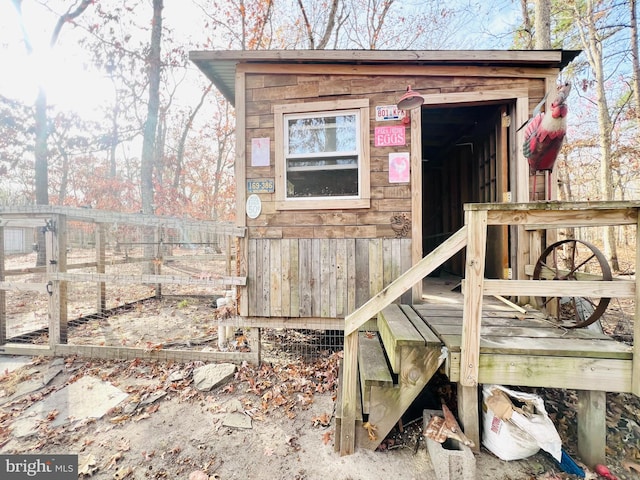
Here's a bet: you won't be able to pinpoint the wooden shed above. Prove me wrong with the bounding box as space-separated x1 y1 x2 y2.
189 49 579 318
186 51 640 466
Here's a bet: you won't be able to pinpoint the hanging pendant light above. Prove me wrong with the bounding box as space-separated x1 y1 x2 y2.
397 85 424 111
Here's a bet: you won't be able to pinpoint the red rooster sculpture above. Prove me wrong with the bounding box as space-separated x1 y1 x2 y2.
522 81 571 200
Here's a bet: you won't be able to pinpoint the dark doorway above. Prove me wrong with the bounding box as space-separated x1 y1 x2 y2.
421 102 511 278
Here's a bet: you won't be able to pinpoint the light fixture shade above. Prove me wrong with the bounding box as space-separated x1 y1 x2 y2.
397 85 424 111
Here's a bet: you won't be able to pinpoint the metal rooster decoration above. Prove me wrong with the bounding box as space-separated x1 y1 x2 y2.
522 81 571 200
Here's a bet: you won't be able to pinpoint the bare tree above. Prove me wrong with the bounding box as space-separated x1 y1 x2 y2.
140 0 164 215
571 0 620 270
11 0 94 265
534 0 551 49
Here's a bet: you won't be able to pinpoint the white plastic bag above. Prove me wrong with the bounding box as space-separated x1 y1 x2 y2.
482 384 562 462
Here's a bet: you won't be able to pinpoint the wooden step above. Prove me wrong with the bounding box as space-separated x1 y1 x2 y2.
378 304 426 373
358 332 393 415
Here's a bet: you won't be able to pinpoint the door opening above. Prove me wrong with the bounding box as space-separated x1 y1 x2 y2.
421 102 511 278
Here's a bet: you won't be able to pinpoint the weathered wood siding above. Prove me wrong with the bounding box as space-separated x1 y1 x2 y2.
247 237 411 318
242 67 547 317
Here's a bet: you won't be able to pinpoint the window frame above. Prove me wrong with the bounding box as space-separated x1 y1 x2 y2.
274 99 370 210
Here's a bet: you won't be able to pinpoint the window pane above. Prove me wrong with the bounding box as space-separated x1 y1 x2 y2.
287 169 359 197
287 114 357 155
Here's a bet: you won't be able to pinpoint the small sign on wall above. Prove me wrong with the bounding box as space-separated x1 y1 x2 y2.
247 179 275 193
374 126 406 147
375 105 406 122
389 152 410 183
251 137 270 166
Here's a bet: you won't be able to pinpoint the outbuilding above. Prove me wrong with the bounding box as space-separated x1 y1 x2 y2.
190 49 579 318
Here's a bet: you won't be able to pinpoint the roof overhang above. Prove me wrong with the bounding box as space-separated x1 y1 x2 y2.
189 49 581 106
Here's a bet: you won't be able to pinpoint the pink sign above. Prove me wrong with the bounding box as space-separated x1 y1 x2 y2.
389 152 410 183
374 126 405 147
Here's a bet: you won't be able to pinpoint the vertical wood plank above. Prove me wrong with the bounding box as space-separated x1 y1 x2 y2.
270 240 282 316
457 384 480 453
261 239 270 317
154 227 162 298
281 238 291 317
299 239 312 316
320 238 331 317
369 239 383 297
577 390 606 467
382 239 392 289
340 331 358 455
336 238 346 317
355 239 369 308
96 223 106 314
329 239 338 317
239 235 249 317
311 239 321 316
48 214 68 346
254 239 263 316
515 96 530 203
0 226 5 344
346 238 356 314
460 209 487 387
290 239 300 316
410 107 423 302
225 235 232 276
400 239 412 304
633 210 640 395
235 71 247 224
248 239 257 317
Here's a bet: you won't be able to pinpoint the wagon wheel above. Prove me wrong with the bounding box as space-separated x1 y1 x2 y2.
532 239 612 328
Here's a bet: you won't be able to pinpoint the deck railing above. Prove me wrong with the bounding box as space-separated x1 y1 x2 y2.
339 201 640 455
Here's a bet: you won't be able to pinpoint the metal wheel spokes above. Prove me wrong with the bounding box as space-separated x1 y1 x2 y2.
532 239 612 328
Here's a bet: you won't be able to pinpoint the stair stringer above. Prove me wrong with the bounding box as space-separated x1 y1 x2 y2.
356 344 445 450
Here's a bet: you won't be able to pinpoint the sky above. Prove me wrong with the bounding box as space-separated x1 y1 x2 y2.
0 0 522 120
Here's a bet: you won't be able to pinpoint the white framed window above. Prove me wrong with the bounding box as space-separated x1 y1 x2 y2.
274 99 370 210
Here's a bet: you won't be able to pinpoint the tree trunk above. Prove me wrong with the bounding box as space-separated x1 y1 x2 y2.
173 83 213 190
534 0 551 49
578 0 619 271
140 0 163 215
630 0 640 140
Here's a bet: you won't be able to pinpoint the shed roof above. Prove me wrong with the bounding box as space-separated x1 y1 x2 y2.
189 49 581 106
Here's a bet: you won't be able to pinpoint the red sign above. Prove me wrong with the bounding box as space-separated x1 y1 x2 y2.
374 126 406 147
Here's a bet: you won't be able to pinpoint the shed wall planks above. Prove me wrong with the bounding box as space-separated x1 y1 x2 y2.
248 238 410 318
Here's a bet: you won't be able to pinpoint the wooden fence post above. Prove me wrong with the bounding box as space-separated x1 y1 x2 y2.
633 210 640 396
96 223 106 314
48 214 68 346
0 225 5 345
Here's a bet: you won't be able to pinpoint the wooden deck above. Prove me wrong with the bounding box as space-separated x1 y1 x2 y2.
417 276 633 392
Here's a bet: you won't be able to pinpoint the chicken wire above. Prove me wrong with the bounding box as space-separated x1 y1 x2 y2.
3 216 239 351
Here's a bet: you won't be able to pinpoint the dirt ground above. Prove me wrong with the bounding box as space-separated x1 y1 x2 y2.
1 245 639 479
1 353 637 480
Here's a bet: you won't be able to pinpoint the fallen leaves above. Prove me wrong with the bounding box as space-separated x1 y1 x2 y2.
363 422 378 441
78 454 98 476
622 460 640 473
311 413 331 428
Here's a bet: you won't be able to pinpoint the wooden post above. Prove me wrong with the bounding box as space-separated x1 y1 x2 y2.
340 331 358 455
47 214 68 346
0 225 5 345
154 226 162 298
410 107 423 303
460 209 487 387
457 383 480 452
577 390 606 467
633 210 640 395
96 223 106 314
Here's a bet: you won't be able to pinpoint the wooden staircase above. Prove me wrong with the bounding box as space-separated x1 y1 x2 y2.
335 303 444 451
